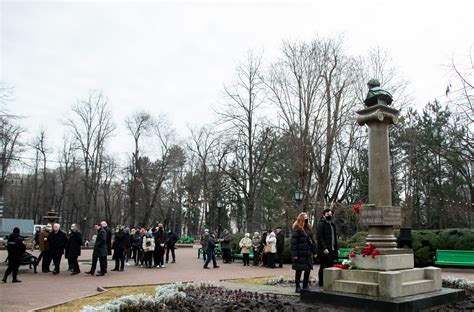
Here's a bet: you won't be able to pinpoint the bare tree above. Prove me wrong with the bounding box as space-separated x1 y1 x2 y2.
186 126 220 228
0 117 24 200
66 91 116 234
125 111 153 225
218 52 276 231
135 116 174 226
30 129 49 222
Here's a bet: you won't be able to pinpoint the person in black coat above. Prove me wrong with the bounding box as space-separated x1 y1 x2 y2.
112 225 127 271
130 228 141 265
65 224 83 275
48 223 68 274
2 227 26 283
154 224 166 268
165 230 177 263
203 232 219 269
101 221 112 273
275 227 285 268
291 212 316 293
316 208 339 287
259 229 268 267
86 224 108 276
101 221 112 256
219 229 232 264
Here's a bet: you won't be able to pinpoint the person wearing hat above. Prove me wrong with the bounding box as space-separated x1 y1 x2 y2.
2 227 26 283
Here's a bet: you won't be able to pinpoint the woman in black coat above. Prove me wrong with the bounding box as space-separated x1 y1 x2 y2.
65 224 83 275
291 212 316 293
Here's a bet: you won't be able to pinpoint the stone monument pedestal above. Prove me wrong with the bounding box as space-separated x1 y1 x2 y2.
324 266 442 299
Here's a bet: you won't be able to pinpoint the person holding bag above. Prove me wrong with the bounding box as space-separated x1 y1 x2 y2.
290 212 316 293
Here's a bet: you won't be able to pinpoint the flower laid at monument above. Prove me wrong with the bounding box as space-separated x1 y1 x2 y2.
333 259 354 270
349 243 380 259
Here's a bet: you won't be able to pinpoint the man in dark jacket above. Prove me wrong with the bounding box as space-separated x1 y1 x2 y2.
316 208 339 287
101 221 112 256
220 229 232 263
65 223 83 275
2 227 26 283
48 223 68 274
154 224 166 268
112 225 127 271
203 232 219 269
101 221 112 273
86 224 108 276
165 230 177 263
275 227 285 268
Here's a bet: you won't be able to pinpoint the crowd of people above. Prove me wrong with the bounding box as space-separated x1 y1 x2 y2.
199 227 286 269
2 221 179 282
3 208 340 294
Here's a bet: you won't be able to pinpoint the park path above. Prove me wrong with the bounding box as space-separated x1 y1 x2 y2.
0 246 473 312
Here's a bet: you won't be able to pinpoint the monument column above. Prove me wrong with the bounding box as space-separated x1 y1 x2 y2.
357 104 400 250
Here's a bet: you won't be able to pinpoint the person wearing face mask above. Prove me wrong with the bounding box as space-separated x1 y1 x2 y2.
291 212 316 293
316 208 340 287
65 224 83 275
38 223 52 273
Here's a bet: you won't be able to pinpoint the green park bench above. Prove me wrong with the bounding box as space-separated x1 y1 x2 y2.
198 243 222 259
231 247 255 261
434 250 474 267
333 248 352 264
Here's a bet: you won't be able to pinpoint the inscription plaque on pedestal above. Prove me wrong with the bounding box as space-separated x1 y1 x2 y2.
360 205 401 226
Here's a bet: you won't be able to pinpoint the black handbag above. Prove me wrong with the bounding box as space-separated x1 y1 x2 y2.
303 229 318 255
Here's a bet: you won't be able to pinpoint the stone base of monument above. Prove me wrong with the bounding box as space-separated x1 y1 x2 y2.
324 266 442 298
300 286 465 312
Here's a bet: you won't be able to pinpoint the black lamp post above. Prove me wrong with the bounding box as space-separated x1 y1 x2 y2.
294 189 304 211
216 199 224 236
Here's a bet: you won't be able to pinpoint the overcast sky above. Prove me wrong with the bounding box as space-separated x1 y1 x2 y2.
2 0 473 164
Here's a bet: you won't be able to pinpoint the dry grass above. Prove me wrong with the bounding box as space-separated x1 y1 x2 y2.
40 285 157 312
226 275 293 285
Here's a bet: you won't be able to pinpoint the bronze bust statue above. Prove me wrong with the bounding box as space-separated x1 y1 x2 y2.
364 79 393 107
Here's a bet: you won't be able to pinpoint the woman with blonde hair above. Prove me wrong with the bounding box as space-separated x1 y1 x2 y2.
290 212 316 293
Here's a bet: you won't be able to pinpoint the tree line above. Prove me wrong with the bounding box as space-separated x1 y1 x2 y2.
1 36 472 239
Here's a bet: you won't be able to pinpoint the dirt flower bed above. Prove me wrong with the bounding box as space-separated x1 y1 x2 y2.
81 283 340 312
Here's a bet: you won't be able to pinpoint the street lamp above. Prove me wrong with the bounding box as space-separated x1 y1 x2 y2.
216 199 224 236
294 190 304 204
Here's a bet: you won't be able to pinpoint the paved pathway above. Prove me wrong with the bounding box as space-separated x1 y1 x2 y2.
0 247 473 312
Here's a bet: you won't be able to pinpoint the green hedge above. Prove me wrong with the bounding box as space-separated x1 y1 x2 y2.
341 229 474 267
177 236 194 244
